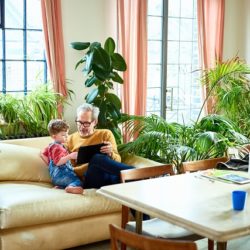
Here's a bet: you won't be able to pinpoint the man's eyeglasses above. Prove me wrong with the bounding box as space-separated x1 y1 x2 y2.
75 120 93 127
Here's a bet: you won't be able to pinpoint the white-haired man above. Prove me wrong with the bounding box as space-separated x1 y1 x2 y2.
67 103 134 188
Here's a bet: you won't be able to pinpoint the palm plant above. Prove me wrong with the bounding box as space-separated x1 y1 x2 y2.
119 114 249 173
119 57 250 173
197 57 250 137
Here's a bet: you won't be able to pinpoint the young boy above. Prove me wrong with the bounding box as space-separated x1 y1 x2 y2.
41 119 83 194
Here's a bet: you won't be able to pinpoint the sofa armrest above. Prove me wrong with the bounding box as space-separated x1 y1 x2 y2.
122 154 163 169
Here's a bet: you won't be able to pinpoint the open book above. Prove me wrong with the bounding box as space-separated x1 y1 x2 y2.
201 169 250 184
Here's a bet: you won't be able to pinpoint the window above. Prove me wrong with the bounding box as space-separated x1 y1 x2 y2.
147 0 203 124
0 0 48 94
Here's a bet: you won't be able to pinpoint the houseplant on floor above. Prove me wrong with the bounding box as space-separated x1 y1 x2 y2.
118 57 250 173
70 37 127 144
199 57 250 137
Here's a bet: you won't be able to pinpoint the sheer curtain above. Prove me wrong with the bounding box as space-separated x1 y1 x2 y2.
197 0 225 114
41 0 67 98
117 0 148 116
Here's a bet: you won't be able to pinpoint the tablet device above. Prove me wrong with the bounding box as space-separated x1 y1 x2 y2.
218 174 250 184
77 143 106 164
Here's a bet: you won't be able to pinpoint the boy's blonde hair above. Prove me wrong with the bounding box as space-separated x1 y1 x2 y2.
47 119 69 135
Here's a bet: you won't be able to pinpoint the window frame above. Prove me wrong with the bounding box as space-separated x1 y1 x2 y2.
0 0 48 95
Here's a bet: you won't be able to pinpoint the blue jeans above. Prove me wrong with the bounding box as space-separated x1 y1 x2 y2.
83 154 134 189
49 160 82 188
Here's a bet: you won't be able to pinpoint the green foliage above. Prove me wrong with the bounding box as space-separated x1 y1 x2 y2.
71 37 127 144
0 85 67 139
119 114 249 173
198 57 250 137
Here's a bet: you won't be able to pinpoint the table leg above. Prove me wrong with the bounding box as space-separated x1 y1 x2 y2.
135 210 143 234
217 241 227 250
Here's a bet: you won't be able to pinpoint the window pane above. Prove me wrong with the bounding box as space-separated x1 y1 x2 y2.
192 42 199 66
166 110 178 122
147 0 201 124
148 0 163 16
168 18 180 41
180 18 193 41
177 109 191 124
27 0 43 29
6 62 24 92
167 41 179 64
168 0 180 17
180 0 194 18
179 42 192 64
167 65 178 87
191 109 201 121
5 0 24 28
27 62 46 91
146 87 161 111
5 30 23 59
179 64 191 89
148 16 162 40
27 31 45 60
148 65 161 87
191 86 203 109
148 41 162 64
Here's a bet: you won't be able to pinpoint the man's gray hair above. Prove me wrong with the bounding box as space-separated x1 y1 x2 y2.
76 103 100 120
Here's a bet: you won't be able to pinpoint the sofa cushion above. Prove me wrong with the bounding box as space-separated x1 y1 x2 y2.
0 143 51 183
0 182 121 229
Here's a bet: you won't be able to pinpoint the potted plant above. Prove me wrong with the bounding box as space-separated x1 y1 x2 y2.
0 85 68 139
199 57 250 137
70 37 127 144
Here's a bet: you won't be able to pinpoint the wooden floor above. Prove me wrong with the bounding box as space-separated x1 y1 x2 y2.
69 235 250 250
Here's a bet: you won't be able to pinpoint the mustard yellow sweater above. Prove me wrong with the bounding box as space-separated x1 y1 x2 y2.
67 129 121 177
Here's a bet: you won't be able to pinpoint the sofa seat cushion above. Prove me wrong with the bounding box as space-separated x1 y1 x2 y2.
0 182 121 230
0 143 50 183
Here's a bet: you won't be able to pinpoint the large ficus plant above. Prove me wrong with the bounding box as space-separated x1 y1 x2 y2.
70 37 126 144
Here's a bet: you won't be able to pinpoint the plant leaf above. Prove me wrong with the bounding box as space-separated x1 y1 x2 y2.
104 37 115 55
85 76 97 87
70 42 90 50
106 93 121 109
75 58 85 70
111 71 123 83
93 47 112 72
85 88 99 103
84 51 94 75
111 53 127 71
92 65 110 81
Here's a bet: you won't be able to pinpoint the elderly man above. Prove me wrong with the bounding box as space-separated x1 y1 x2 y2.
67 103 134 189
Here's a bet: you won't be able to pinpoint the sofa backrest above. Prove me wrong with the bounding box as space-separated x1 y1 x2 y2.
1 136 52 150
0 143 51 183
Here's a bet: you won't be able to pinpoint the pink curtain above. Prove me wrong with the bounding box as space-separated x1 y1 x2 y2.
117 0 148 116
197 0 225 114
41 0 67 98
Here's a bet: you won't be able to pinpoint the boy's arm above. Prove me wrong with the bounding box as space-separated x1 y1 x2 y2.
55 152 78 166
40 149 49 165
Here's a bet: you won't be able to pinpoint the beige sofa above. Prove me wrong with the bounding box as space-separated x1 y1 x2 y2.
0 137 160 250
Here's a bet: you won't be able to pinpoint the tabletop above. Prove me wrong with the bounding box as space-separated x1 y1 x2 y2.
97 172 250 243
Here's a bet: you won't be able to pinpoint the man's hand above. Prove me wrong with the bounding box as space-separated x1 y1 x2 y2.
100 141 113 156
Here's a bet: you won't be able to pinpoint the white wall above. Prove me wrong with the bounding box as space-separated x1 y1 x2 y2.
223 0 250 63
61 0 117 131
223 0 244 60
